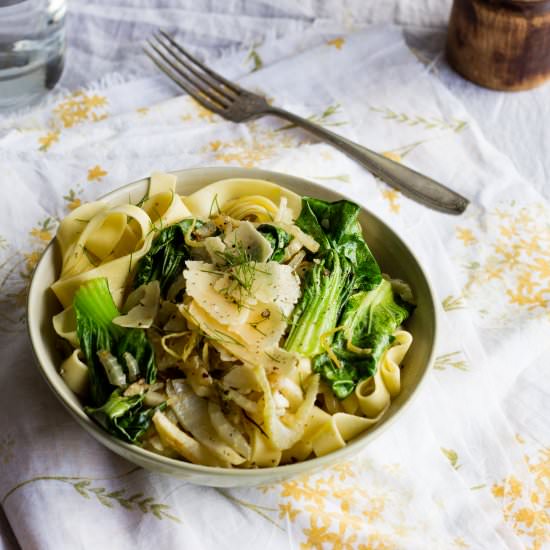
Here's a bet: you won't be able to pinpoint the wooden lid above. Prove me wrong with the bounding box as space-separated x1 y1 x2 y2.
447 0 550 90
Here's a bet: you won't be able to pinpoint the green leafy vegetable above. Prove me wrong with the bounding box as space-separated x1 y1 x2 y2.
285 250 352 356
134 219 197 296
284 197 412 400
284 197 381 358
74 277 157 406
85 389 165 443
313 279 413 399
295 197 381 291
74 278 124 406
257 224 291 262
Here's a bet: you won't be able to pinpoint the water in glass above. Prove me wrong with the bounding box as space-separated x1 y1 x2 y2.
0 0 66 112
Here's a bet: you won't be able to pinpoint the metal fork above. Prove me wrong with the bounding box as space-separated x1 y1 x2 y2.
144 31 469 215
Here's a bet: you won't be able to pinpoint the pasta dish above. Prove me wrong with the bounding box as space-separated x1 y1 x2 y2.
50 173 414 467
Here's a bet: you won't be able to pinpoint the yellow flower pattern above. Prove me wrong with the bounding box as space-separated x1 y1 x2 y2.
457 203 550 320
327 38 345 50
38 130 60 151
442 294 466 311
456 227 477 246
63 189 82 211
202 121 301 167
434 351 469 372
29 217 56 245
23 250 42 274
262 460 453 548
381 189 401 213
53 91 108 128
0 215 60 331
246 46 263 71
491 447 549 549
87 165 108 182
190 98 218 122
36 91 109 151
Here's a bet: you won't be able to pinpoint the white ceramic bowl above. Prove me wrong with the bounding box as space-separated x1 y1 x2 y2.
27 167 438 487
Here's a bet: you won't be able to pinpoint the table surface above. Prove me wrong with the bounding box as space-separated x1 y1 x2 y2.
1 2 549 550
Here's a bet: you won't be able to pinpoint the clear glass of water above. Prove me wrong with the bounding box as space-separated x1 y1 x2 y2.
0 0 66 112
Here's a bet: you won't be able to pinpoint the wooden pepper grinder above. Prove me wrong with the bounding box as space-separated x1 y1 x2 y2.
447 0 550 90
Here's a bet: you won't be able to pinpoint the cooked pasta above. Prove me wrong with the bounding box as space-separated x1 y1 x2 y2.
50 173 414 468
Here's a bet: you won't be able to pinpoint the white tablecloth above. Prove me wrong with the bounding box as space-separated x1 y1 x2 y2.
1 2 548 549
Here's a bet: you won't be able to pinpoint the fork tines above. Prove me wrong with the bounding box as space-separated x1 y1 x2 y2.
144 31 241 114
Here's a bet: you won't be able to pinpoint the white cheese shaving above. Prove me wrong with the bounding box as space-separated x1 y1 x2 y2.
203 236 226 265
224 220 272 262
247 262 301 316
181 301 291 372
184 261 249 326
226 303 286 354
113 280 160 328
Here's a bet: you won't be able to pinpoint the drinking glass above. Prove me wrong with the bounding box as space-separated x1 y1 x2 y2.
0 0 66 112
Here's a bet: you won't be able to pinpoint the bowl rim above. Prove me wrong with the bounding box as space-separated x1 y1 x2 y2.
27 166 439 479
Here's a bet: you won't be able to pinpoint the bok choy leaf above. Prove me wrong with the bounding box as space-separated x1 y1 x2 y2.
134 219 197 296
284 250 352 357
284 197 381 358
295 197 381 291
74 278 124 406
85 389 165 443
313 279 413 399
74 277 157 406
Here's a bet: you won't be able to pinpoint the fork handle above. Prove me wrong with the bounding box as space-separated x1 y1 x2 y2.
266 107 469 215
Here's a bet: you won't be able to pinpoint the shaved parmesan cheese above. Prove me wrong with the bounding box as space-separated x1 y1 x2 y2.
273 391 290 416
248 262 300 316
226 304 286 353
184 261 249 325
209 261 300 318
113 280 160 328
224 221 272 262
181 301 285 372
204 236 226 264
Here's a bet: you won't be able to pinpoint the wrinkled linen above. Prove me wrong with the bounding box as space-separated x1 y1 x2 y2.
0 4 548 550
